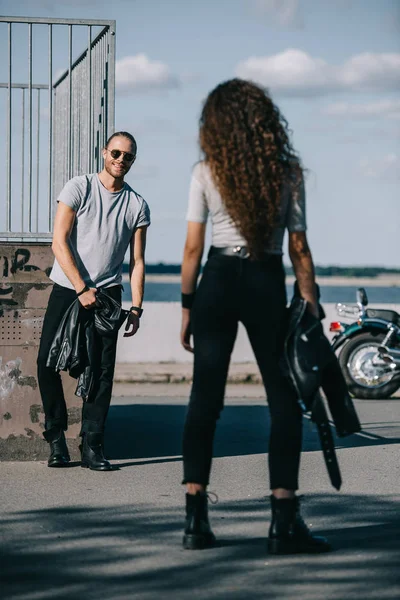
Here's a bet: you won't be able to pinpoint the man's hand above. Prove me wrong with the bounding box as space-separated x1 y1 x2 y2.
124 312 140 337
181 309 193 353
78 288 97 309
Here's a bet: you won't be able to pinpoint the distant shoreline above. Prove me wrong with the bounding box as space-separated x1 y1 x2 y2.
123 274 400 287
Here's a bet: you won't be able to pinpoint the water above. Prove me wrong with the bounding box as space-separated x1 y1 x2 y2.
122 283 400 304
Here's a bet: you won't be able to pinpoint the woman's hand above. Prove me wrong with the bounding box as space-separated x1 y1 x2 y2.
307 303 320 319
181 308 193 353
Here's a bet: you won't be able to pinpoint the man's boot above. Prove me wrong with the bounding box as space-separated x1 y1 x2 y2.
183 492 216 550
267 495 331 554
80 432 113 471
43 428 70 468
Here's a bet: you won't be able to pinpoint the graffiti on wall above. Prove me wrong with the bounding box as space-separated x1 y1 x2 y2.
0 356 38 399
0 249 52 306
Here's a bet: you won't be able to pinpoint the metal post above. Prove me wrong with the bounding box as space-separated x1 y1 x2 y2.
48 24 53 231
21 89 25 231
36 88 40 232
93 39 98 173
104 31 108 145
68 25 73 180
28 23 33 232
104 33 107 147
108 22 116 138
87 25 92 173
6 23 12 231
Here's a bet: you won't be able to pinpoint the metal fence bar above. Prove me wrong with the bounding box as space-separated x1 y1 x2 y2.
36 89 40 232
21 89 25 231
28 23 32 232
104 31 108 143
6 23 12 231
108 23 116 139
0 16 115 26
48 24 53 231
0 83 47 89
104 34 107 145
87 25 92 173
68 25 73 180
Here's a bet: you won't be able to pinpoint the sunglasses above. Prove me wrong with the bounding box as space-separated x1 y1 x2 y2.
107 148 136 163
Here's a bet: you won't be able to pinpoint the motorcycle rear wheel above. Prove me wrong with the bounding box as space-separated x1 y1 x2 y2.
339 332 400 399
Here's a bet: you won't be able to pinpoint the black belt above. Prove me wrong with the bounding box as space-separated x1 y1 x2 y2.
311 392 342 490
208 246 282 261
209 245 251 259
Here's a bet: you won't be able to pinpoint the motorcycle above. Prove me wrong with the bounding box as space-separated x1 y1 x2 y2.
330 288 400 399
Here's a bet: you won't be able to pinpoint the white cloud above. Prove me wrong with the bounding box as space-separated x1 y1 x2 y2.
253 0 302 27
358 153 400 180
322 99 400 119
235 49 400 97
116 54 180 93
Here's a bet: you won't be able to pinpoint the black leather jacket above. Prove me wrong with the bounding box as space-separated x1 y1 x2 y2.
46 289 128 399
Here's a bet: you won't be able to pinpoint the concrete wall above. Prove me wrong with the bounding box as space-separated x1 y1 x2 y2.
117 301 400 364
0 244 80 459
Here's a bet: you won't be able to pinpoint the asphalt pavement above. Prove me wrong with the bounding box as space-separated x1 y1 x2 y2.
1 383 399 600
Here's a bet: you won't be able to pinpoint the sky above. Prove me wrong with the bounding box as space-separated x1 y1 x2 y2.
0 0 399 267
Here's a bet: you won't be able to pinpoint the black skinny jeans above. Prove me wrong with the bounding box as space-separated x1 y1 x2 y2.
182 251 303 490
37 283 120 435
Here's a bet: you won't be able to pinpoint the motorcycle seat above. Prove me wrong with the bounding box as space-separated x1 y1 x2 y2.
366 308 400 325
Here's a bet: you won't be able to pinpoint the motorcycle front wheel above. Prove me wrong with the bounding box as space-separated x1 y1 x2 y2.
339 332 400 399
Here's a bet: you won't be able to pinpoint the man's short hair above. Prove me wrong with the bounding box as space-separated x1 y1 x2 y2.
105 131 137 153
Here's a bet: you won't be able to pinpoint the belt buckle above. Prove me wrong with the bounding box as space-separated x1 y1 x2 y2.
233 246 250 259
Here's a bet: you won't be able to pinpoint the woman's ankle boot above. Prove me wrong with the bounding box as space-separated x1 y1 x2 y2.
267 495 331 554
80 432 113 471
183 492 216 550
44 428 70 468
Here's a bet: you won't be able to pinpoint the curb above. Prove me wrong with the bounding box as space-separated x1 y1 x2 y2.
114 363 262 385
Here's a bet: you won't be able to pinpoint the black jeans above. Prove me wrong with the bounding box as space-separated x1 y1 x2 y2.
37 283 121 435
182 251 302 490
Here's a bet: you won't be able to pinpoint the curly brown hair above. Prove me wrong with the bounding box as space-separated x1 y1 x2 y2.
199 78 303 258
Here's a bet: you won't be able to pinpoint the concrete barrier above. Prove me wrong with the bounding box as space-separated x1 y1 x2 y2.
117 301 400 364
0 244 80 460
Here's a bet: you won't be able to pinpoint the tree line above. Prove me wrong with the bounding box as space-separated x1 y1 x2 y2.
122 263 400 278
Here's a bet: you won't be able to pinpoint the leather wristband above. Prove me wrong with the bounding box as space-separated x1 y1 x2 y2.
181 292 195 309
76 285 90 297
130 306 143 318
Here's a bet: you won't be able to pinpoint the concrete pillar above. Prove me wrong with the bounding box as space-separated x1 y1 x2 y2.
0 244 81 460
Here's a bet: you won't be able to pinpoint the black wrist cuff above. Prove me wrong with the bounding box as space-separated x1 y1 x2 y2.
181 292 196 309
130 306 143 317
76 285 89 297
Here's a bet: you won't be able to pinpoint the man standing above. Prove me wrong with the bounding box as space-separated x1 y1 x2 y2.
37 131 150 471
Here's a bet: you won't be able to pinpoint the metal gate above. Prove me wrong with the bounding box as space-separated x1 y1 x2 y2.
0 16 116 241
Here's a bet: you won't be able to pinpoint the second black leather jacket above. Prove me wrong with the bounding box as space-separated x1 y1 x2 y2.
282 286 361 489
46 289 128 399
284 293 361 437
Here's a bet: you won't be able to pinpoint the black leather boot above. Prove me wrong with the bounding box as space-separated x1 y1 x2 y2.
268 495 331 554
43 428 70 468
183 492 216 550
80 432 113 471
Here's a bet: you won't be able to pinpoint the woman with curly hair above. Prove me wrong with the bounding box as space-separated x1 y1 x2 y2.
180 78 330 555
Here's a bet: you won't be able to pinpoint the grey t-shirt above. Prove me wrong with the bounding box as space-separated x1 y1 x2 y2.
186 161 306 254
50 173 151 289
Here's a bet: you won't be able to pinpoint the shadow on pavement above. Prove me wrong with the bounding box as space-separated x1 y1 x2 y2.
105 404 400 461
1 493 399 600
